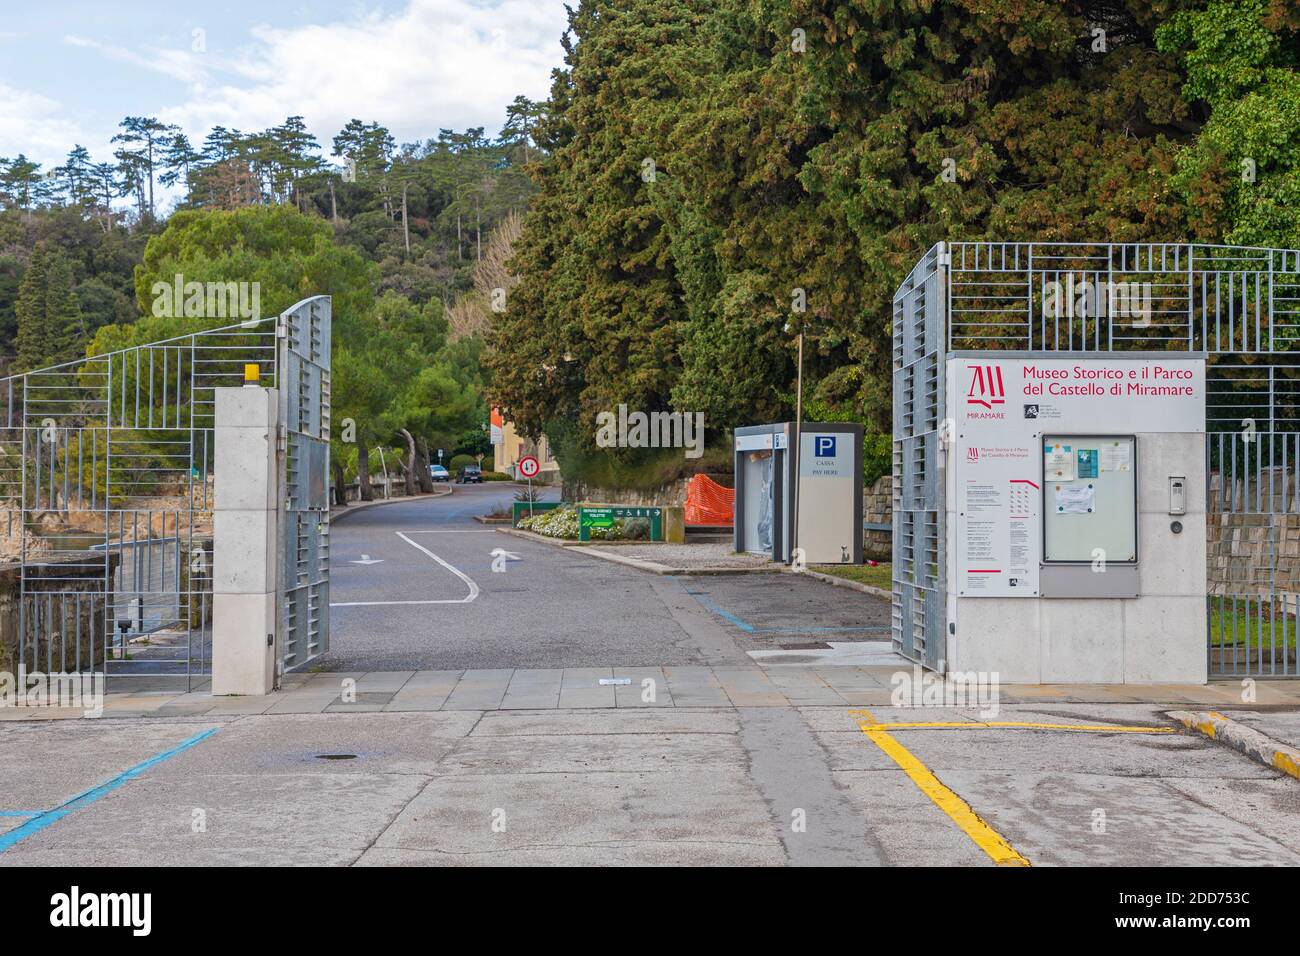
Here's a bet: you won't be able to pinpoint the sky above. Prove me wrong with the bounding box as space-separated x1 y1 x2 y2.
0 0 570 174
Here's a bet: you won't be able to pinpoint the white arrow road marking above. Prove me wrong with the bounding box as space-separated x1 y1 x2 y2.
330 532 480 607
349 555 384 565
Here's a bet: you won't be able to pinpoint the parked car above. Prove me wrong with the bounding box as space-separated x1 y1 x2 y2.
457 465 483 484
429 464 450 482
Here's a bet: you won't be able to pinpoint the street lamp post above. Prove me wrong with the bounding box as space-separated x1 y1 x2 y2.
786 319 804 563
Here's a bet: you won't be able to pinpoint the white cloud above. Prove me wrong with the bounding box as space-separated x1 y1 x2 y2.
64 34 211 85
162 0 568 149
0 81 81 163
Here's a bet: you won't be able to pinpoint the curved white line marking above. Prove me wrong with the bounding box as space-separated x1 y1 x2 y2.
329 532 480 607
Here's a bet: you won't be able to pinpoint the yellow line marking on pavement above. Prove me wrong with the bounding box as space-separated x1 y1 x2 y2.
862 721 1173 733
856 718 1030 867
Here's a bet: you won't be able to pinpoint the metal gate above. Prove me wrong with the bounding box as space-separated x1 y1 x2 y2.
891 244 947 672
892 241 1300 678
277 296 331 672
0 295 332 689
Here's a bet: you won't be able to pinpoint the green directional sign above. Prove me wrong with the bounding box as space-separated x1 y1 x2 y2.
578 505 663 542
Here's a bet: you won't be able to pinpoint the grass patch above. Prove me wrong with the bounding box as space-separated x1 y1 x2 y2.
813 562 892 591
1210 605 1297 648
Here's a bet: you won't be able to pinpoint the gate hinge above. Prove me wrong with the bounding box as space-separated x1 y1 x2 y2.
277 425 288 452
937 250 951 269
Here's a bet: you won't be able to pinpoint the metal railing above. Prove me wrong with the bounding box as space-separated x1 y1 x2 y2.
0 317 279 687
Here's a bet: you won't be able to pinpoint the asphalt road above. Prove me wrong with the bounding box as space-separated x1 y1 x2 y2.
325 484 891 670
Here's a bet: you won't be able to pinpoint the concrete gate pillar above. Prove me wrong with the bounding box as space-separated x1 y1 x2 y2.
211 386 280 695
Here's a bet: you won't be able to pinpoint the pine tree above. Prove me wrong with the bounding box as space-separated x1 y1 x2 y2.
15 246 83 372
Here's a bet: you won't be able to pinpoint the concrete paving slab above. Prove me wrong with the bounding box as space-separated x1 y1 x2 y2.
499 669 563 709
1160 775 1300 856
469 708 740 737
870 713 1275 779
957 770 1300 866
661 665 730 706
0 771 427 866
354 842 785 866
355 672 415 692
385 670 462 711
370 769 784 864
831 769 993 867
436 732 742 775
613 667 673 707
558 667 616 708
763 669 844 703
0 719 227 811
144 713 478 777
201 696 280 715
404 670 464 689
442 669 513 710
713 667 788 707
264 693 336 714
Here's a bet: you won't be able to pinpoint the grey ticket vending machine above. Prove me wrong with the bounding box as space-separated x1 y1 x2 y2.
734 422 863 564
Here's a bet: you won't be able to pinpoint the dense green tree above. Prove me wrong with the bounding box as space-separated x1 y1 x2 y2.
14 245 83 370
493 0 1212 474
1157 0 1300 248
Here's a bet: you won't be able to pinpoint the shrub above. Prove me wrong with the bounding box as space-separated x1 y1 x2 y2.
518 506 579 539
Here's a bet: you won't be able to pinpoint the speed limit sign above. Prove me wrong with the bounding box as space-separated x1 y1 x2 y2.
518 456 541 479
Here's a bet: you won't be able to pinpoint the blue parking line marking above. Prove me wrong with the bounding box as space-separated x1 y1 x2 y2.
669 576 884 634
751 625 890 634
0 727 219 854
0 811 40 817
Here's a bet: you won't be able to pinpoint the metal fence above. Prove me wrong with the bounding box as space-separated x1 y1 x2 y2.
0 317 279 688
894 241 1300 678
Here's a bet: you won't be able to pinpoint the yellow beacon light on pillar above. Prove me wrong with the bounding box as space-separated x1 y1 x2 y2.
244 364 261 387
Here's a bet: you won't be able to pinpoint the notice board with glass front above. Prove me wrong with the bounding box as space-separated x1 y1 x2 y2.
1041 435 1137 564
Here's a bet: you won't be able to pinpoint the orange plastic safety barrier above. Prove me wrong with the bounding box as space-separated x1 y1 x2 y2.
684 474 734 526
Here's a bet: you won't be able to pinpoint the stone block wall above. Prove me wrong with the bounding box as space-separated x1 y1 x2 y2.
0 551 120 674
863 475 892 561
561 474 732 509
1207 470 1300 597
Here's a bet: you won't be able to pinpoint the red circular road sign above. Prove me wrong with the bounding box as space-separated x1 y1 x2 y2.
518 456 541 479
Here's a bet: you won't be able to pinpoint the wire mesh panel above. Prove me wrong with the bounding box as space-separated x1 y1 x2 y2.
892 244 946 671
0 319 278 688
900 240 1300 678
278 297 331 672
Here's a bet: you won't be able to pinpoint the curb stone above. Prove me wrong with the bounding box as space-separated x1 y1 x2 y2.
1168 710 1300 781
791 567 892 601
